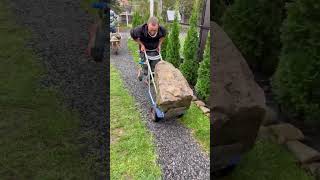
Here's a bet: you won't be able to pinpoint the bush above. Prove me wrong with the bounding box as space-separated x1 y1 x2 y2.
161 26 168 59
156 16 168 59
222 0 285 77
179 0 200 86
272 0 320 123
213 0 235 24
195 34 210 101
166 11 181 68
132 11 142 28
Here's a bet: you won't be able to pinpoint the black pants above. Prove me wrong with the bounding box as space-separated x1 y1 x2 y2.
139 51 160 76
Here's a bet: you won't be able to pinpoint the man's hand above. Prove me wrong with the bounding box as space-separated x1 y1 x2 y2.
156 45 161 52
140 44 146 52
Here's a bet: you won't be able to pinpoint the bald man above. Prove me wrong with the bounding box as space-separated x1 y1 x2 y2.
130 16 167 81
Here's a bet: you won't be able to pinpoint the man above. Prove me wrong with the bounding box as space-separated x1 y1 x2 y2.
110 9 118 33
130 16 167 81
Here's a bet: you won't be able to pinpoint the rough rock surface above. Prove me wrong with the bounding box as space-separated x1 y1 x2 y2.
269 123 305 144
262 106 279 125
286 141 320 164
154 60 193 117
210 21 267 171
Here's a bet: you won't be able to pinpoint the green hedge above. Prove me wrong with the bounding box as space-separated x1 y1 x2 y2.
222 0 285 77
272 0 320 123
180 0 200 86
166 11 181 68
132 11 143 28
195 34 210 101
213 0 234 24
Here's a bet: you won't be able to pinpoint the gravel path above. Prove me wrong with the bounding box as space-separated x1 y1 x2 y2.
8 0 108 179
111 32 210 179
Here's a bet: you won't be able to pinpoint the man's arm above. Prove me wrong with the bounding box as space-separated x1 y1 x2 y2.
134 38 146 52
159 37 165 47
133 38 144 46
157 37 165 52
130 26 146 51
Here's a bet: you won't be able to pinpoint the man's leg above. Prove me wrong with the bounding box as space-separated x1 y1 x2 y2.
137 51 146 81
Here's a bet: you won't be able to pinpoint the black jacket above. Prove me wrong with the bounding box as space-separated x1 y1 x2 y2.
130 23 167 50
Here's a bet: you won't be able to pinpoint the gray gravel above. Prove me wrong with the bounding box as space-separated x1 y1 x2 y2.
111 32 210 179
8 0 108 179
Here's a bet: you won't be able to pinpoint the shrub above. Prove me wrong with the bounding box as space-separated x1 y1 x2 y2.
179 0 200 86
132 11 142 28
157 15 168 59
195 34 210 101
272 0 320 123
166 10 181 67
213 0 235 24
161 27 168 59
222 0 285 77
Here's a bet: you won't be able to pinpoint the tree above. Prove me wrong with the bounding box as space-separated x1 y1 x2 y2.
132 11 142 28
158 16 169 59
272 0 320 123
179 0 200 86
161 0 176 20
195 34 210 101
166 9 181 67
131 0 149 24
110 0 122 13
179 0 194 22
222 0 285 77
213 0 235 25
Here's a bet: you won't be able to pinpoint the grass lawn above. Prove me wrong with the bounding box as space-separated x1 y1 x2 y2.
0 2 93 179
110 65 162 179
179 103 210 154
220 140 315 180
127 38 140 64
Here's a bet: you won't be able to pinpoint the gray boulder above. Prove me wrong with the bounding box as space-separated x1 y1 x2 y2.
154 60 193 118
209 21 267 171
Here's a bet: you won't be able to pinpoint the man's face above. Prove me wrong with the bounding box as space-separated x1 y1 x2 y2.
147 23 159 37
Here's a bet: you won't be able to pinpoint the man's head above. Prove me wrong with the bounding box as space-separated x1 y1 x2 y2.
147 16 159 38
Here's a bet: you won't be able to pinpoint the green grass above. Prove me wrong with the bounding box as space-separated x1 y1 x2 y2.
110 65 162 179
127 38 140 64
0 1 93 179
179 103 210 154
221 140 315 180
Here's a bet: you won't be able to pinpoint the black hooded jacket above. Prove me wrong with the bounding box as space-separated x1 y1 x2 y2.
130 23 167 50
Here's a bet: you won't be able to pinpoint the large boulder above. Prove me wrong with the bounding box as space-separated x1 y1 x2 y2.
154 60 193 118
209 21 267 171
